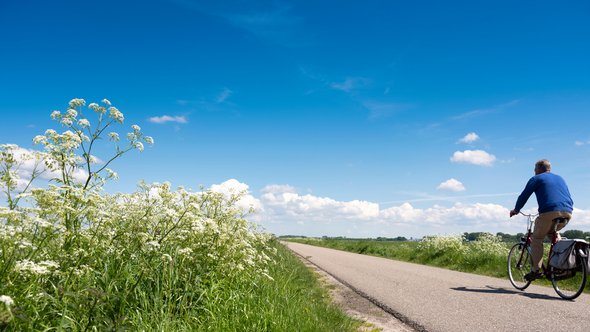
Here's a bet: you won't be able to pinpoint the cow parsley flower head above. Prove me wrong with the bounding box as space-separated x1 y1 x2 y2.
134 142 144 152
68 98 86 108
144 136 154 145
106 168 119 180
146 241 160 251
67 109 78 118
78 119 90 128
108 132 120 142
61 118 73 127
15 259 59 276
108 107 124 123
33 135 46 145
45 129 57 136
178 248 193 256
132 124 141 132
51 110 61 119
0 295 14 307
102 98 111 106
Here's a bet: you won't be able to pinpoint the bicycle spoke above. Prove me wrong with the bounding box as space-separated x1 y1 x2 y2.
551 257 587 300
508 243 532 290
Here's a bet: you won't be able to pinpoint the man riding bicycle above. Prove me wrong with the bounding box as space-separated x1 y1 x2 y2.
509 159 574 281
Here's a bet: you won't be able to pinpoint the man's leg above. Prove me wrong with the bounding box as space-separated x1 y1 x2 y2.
531 211 563 271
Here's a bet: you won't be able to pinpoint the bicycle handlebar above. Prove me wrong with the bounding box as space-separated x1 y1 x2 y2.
519 212 538 218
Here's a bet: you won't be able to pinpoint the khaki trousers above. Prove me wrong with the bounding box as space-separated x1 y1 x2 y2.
531 211 572 271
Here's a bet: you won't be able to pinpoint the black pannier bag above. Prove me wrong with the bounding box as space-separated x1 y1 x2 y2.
550 239 590 272
549 239 577 270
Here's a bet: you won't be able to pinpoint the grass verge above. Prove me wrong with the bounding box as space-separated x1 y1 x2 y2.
191 240 361 332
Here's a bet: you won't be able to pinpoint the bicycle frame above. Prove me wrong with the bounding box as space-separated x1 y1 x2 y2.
516 213 559 278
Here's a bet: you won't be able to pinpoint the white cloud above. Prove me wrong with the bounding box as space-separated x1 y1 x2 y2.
262 184 298 194
362 101 408 119
329 77 370 93
257 184 380 222
210 179 261 211
459 132 480 144
243 182 530 237
575 140 590 146
216 87 233 103
450 150 496 167
437 178 466 192
148 115 188 124
453 99 520 120
380 202 509 226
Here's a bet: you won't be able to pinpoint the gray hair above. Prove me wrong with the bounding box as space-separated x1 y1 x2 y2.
535 159 551 172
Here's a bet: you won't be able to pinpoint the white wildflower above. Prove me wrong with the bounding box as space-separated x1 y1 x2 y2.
108 107 124 123
144 136 154 145
35 217 52 228
108 132 120 142
77 119 90 128
106 168 118 180
162 254 172 262
88 103 99 110
45 129 57 136
134 142 144 152
61 118 73 127
131 124 141 132
62 131 82 144
102 98 111 106
68 98 86 108
51 110 61 119
0 295 14 307
17 240 33 249
178 248 193 256
146 241 160 251
127 133 135 141
67 109 78 118
15 259 59 276
33 135 46 145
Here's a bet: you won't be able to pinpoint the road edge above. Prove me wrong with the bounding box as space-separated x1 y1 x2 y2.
288 245 429 332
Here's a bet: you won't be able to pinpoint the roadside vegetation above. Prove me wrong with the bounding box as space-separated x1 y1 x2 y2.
287 234 508 278
286 230 590 280
0 100 359 331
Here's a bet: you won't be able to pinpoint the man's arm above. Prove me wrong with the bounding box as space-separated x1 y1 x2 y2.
510 177 536 217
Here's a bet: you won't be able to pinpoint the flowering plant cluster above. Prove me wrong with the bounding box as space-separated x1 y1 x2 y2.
0 100 274 330
417 233 506 270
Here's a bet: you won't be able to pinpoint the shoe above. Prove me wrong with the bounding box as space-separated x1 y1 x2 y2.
524 271 542 281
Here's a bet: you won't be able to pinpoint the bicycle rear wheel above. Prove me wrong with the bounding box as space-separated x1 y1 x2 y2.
551 256 587 300
508 243 532 290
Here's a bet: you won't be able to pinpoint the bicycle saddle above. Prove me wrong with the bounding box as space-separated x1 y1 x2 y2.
553 217 569 224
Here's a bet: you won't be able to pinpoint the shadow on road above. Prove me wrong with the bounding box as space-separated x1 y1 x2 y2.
451 285 560 301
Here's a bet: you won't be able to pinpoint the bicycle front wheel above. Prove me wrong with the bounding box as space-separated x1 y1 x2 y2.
508 243 532 290
551 256 587 300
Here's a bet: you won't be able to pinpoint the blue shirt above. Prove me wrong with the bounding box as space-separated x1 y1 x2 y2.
515 172 573 214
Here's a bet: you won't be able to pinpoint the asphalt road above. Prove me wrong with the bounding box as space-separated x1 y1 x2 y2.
285 242 590 332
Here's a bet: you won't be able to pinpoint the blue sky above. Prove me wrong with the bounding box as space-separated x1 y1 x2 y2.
1 0 590 238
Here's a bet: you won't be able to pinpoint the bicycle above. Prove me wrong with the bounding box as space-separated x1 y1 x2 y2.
507 212 588 300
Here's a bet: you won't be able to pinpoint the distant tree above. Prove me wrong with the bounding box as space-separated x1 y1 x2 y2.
562 230 589 240
496 232 520 243
463 232 486 241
